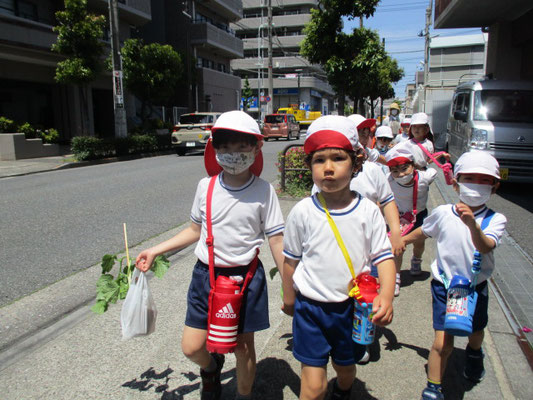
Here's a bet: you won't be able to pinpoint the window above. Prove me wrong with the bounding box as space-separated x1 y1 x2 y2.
179 114 215 124
474 90 533 123
0 0 15 15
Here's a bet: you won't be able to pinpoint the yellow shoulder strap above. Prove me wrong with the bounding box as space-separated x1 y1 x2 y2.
317 192 362 299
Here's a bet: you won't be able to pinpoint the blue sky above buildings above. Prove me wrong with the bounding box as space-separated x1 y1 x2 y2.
342 0 482 99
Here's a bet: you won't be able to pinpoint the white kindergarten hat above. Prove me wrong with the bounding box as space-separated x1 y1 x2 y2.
375 126 394 139
347 114 376 130
409 112 432 135
304 115 359 154
385 146 414 167
210 110 263 138
454 150 501 179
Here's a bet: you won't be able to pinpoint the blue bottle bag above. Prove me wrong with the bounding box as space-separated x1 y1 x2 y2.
443 275 477 336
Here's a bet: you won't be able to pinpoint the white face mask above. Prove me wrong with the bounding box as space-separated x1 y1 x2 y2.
458 182 492 207
393 173 414 185
376 144 388 154
215 151 256 175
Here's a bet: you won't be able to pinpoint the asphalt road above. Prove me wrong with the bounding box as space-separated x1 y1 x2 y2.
0 139 303 307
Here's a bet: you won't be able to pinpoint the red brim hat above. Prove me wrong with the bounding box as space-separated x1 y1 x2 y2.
357 118 376 130
204 139 263 177
303 130 353 154
386 157 413 167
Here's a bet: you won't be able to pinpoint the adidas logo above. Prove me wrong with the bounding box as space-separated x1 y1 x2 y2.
215 302 237 319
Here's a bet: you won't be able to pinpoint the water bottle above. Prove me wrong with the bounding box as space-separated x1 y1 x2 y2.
352 274 379 345
206 275 243 354
444 275 477 336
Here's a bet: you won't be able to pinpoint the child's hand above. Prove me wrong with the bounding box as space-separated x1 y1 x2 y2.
455 203 476 229
371 294 393 326
136 248 156 272
389 232 405 256
281 303 294 317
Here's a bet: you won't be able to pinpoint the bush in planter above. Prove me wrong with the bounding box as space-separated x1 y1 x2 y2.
0 117 16 133
39 128 60 144
130 134 157 153
18 122 38 139
276 146 313 197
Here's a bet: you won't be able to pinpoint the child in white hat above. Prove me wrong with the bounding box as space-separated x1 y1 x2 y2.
375 125 395 175
347 114 387 166
136 111 285 400
393 112 435 169
404 150 507 400
385 146 438 295
282 115 396 400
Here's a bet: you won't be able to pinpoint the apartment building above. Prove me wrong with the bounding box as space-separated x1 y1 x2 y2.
137 0 243 114
0 0 152 139
231 0 334 118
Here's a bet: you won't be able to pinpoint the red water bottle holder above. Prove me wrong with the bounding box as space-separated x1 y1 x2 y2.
204 175 258 354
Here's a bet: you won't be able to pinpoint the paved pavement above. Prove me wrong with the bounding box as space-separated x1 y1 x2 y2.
0 156 532 399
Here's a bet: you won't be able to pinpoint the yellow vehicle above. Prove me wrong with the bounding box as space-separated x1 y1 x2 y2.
277 106 322 130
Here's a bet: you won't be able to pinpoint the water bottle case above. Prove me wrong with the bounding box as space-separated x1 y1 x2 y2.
444 275 478 336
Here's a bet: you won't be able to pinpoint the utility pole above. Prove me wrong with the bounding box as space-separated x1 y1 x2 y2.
267 0 274 114
108 0 127 138
423 0 432 113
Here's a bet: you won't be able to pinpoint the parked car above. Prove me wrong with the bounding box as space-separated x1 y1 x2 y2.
446 79 533 183
171 112 222 156
263 114 300 141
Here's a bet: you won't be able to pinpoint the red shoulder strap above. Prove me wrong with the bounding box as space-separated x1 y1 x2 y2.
205 174 259 291
413 139 448 170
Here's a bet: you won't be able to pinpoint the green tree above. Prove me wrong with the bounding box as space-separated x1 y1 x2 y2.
52 0 106 135
121 39 184 125
301 1 380 114
242 76 254 112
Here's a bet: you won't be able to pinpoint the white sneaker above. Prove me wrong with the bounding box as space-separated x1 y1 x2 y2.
410 257 422 276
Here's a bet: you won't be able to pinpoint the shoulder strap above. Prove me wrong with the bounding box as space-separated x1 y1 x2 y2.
206 175 218 289
413 139 447 170
317 192 362 299
205 174 259 292
412 171 419 216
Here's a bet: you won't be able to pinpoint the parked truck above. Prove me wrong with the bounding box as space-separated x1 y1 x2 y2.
276 106 321 130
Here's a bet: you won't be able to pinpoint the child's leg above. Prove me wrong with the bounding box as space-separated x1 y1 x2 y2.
468 329 484 350
427 330 454 383
181 326 211 368
300 363 328 400
331 362 355 391
412 236 425 259
234 332 256 397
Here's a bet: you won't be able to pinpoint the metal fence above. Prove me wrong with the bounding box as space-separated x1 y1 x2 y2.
279 144 307 192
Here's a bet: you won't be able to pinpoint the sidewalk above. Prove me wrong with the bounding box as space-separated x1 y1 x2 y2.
0 158 532 399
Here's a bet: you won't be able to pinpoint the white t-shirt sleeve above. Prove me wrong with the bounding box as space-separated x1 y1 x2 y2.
421 205 445 238
283 204 304 260
423 168 438 184
373 166 395 205
369 206 394 265
190 178 207 225
262 183 285 236
483 211 507 247
366 147 379 163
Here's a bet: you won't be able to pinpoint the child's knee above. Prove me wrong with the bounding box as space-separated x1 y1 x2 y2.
234 332 255 357
432 337 454 357
303 378 328 398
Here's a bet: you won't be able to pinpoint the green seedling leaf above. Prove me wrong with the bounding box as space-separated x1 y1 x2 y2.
91 300 108 315
116 272 130 300
101 254 117 274
96 276 120 304
151 255 170 278
269 267 279 280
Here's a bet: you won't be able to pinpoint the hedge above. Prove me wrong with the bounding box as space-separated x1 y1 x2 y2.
71 134 167 161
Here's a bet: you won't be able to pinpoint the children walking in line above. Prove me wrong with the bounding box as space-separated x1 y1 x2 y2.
136 111 285 400
347 114 387 166
385 147 437 294
403 151 507 400
393 112 434 169
282 115 396 400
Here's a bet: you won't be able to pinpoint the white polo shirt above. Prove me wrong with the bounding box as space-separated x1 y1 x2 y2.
283 193 393 302
387 168 437 214
422 205 507 284
311 161 395 207
393 138 434 168
191 173 284 267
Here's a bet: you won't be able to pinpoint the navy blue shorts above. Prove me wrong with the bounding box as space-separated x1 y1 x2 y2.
184 259 270 333
412 208 428 230
292 293 366 367
431 279 489 332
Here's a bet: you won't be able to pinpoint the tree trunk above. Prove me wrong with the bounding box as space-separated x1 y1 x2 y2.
79 85 90 136
358 97 366 116
370 97 375 118
337 88 345 116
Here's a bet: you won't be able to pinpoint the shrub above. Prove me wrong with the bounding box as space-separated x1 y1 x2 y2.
39 128 60 144
0 116 16 133
130 134 158 153
277 146 312 197
18 122 38 139
71 137 113 161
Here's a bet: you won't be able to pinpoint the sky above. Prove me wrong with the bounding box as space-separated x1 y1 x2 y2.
343 0 483 99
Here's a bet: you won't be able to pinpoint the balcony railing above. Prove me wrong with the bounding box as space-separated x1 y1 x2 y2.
190 22 243 59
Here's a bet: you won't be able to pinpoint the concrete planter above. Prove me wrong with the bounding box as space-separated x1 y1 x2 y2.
0 133 61 161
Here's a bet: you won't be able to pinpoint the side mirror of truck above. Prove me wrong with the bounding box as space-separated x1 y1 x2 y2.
454 110 467 122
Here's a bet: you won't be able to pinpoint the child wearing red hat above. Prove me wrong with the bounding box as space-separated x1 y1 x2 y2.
136 111 285 400
282 115 396 400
